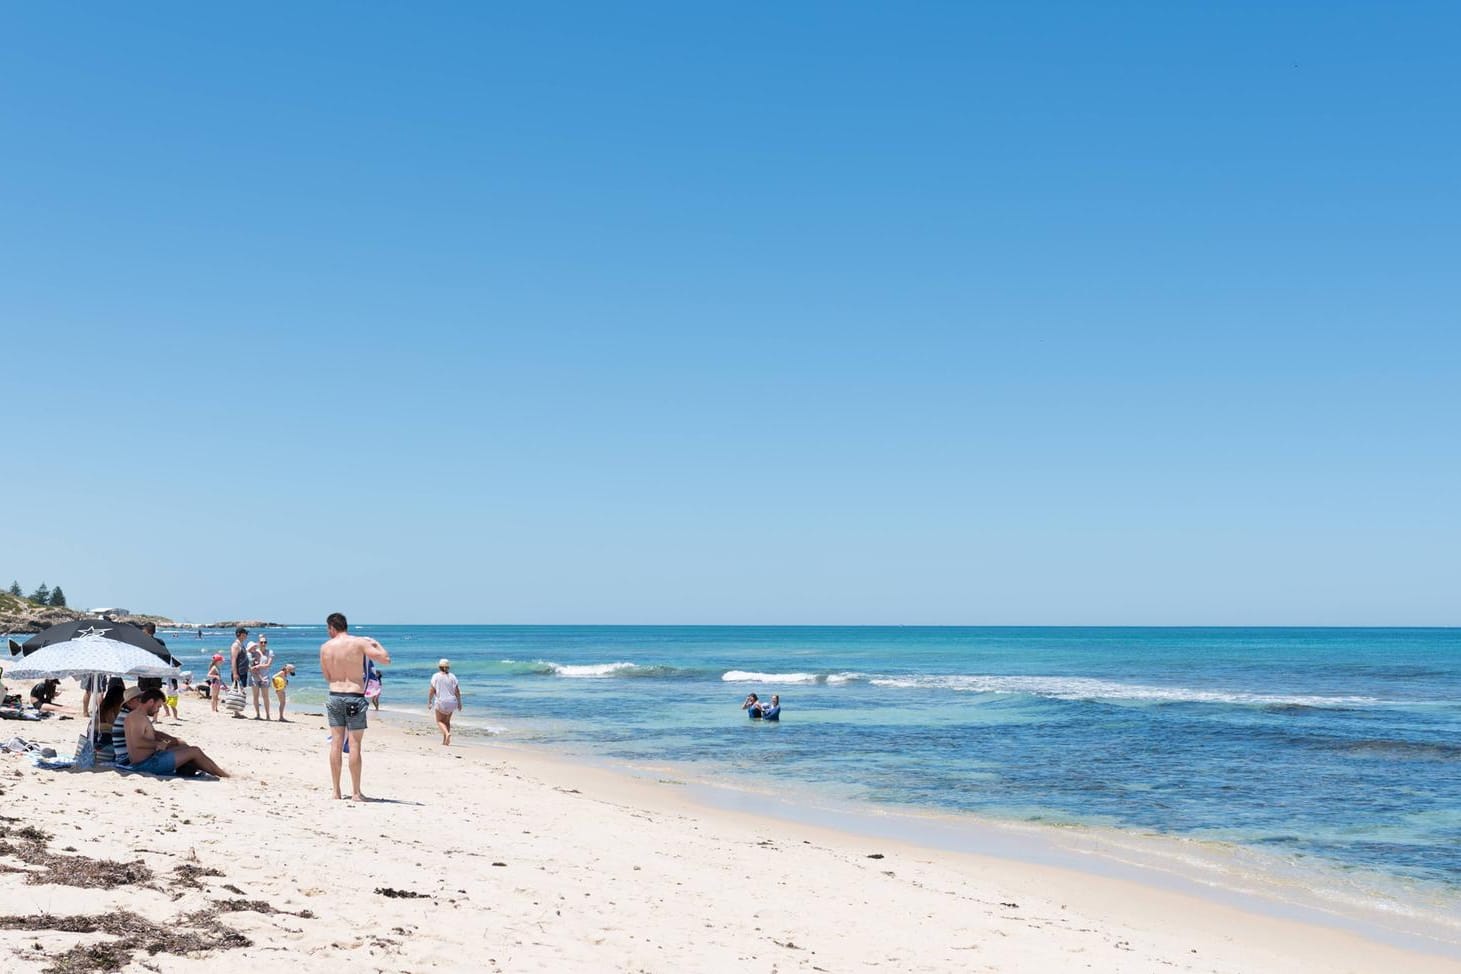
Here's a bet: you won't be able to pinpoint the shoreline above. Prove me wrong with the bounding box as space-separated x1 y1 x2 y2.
459 731 1461 963
323 692 1461 961
2 684 1459 972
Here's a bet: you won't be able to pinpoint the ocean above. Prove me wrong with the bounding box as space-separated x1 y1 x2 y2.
174 624 1461 928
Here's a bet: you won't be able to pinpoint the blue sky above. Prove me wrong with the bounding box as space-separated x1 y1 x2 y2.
2 3 1456 624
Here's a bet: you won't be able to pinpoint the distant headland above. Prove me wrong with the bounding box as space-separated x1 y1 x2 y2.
0 592 282 634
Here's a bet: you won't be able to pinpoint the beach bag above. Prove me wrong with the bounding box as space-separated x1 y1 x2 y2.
223 687 247 713
73 733 96 769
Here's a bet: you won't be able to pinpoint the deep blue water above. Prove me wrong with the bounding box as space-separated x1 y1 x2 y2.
173 625 1461 892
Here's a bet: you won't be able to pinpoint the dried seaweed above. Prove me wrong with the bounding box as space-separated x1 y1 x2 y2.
374 886 430 898
0 911 251 973
171 863 225 889
0 822 151 888
25 853 152 889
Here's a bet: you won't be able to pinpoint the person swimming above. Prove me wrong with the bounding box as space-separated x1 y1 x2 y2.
741 692 763 719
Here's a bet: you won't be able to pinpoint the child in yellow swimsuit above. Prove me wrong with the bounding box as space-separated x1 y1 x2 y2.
271 663 296 722
161 678 181 720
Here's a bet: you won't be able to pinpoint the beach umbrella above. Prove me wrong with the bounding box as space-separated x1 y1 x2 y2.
13 619 179 666
4 635 179 681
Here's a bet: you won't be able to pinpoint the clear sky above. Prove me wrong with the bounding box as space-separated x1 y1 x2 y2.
2 3 1456 625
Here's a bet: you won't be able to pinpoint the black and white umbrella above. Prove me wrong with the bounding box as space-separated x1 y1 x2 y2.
5 637 178 681
12 619 179 666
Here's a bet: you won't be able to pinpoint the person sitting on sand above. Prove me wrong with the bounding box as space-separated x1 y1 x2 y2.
92 678 128 765
741 692 763 719
271 663 296 721
30 678 63 711
116 687 229 778
427 658 461 746
761 694 781 721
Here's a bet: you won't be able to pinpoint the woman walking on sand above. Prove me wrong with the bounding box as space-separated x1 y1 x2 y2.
427 658 461 746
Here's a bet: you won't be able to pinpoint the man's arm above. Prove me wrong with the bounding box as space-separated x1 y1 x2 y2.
363 638 392 666
124 712 157 762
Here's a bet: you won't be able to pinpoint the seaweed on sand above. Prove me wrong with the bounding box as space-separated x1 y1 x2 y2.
171 863 225 889
0 911 250 973
0 821 150 888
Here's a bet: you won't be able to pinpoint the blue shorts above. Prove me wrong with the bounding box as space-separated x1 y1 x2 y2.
127 750 178 776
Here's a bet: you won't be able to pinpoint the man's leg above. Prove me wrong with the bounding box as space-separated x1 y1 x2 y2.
347 729 365 800
171 745 229 778
328 726 346 799
82 688 93 718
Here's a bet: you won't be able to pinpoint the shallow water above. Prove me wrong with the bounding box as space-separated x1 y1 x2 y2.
170 625 1461 902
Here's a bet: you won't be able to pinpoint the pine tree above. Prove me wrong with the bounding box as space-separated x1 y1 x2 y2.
30 583 50 605
48 586 67 608
7 581 19 597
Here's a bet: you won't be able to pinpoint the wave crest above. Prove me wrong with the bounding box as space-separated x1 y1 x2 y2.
721 670 866 685
867 674 1378 708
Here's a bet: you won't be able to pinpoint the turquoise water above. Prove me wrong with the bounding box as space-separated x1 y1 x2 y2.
175 625 1461 895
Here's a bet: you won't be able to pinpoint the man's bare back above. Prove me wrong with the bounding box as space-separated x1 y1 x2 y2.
320 633 392 692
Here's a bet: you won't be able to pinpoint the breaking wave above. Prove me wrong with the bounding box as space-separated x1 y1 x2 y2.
721 670 867 685
867 674 1380 708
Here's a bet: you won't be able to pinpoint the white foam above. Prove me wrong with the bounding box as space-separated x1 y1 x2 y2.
722 670 821 684
549 661 640 678
867 674 1379 708
825 672 867 685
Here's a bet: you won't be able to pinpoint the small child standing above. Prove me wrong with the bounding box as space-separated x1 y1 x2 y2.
160 676 181 720
271 663 296 722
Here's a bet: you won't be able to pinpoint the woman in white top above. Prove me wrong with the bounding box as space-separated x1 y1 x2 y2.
427 658 462 746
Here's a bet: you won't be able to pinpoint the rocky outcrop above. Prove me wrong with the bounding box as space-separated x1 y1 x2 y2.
0 598 83 634
207 620 283 629
0 594 178 635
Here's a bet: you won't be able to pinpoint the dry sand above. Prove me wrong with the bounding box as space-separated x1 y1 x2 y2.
1 687 1458 973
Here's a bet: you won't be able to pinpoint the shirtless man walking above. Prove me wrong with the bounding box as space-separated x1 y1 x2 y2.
319 612 391 801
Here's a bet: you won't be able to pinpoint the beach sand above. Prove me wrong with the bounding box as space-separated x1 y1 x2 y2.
1 687 1457 973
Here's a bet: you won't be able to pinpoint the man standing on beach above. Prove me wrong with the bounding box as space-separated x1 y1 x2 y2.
319 612 391 801
230 627 250 689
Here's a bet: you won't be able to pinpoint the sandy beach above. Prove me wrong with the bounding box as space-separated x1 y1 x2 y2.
1 683 1457 974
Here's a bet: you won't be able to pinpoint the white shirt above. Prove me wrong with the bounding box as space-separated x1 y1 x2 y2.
430 671 460 708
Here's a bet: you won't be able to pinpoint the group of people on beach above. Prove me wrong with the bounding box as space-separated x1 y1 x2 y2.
199 626 297 720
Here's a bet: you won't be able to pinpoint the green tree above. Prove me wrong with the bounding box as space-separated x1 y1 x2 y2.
48 586 67 608
29 583 50 605
7 581 19 597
